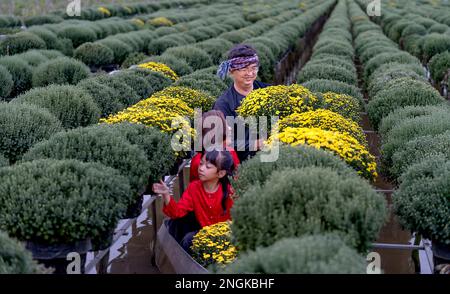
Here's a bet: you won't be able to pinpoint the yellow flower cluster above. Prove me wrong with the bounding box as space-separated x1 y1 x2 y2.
137 61 179 81
236 84 319 119
148 17 174 27
320 92 361 123
98 7 111 16
191 221 237 268
131 18 145 27
277 109 367 147
152 86 215 111
100 96 195 157
268 127 377 181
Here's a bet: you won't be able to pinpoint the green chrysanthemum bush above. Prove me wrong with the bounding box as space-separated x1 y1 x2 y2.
429 51 450 82
12 85 101 129
297 64 357 86
15 50 49 68
0 103 62 164
368 69 427 98
232 145 356 196
56 26 97 48
173 74 228 99
363 52 421 81
0 65 13 99
98 38 133 64
394 156 450 244
422 34 450 61
0 159 131 245
367 79 445 130
236 85 319 119
147 54 193 76
0 56 33 98
0 154 8 168
109 70 154 98
220 234 366 274
306 56 356 73
277 109 367 146
390 131 450 180
74 42 114 67
0 231 44 274
380 111 450 175
267 127 377 180
32 57 90 87
379 105 449 138
93 123 175 184
231 167 387 252
164 46 213 71
0 32 46 56
301 79 364 103
21 127 150 198
151 86 215 111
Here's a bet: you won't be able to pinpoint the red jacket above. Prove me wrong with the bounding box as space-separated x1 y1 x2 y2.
162 180 234 228
189 148 240 182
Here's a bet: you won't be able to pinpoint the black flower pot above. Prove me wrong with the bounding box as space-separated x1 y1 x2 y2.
123 194 144 219
26 239 91 274
432 239 450 273
91 228 115 252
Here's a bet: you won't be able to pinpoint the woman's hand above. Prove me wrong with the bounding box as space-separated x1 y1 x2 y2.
152 180 171 205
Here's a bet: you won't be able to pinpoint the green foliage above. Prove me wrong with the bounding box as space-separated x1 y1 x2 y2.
381 111 450 172
0 56 33 98
32 57 90 87
0 32 46 55
13 85 100 129
390 131 450 180
109 70 154 98
429 51 450 82
74 42 114 67
379 105 448 138
367 79 445 130
164 46 213 71
0 65 13 99
98 39 133 64
121 52 149 69
232 167 387 252
148 54 193 76
220 235 366 274
394 156 450 244
0 102 62 164
195 38 234 64
301 79 364 102
0 231 43 274
174 73 228 98
232 145 356 196
297 64 357 85
57 26 97 48
364 52 420 81
0 159 131 244
422 34 450 61
22 127 150 197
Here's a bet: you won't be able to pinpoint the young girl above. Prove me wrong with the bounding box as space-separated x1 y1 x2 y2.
190 110 240 182
153 149 236 252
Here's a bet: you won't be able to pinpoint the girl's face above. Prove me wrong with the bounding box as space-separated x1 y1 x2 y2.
198 154 226 182
230 64 259 88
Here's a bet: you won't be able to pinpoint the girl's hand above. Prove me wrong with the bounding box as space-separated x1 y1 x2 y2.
152 180 171 204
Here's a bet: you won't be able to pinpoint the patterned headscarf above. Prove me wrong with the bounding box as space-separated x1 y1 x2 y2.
216 54 259 80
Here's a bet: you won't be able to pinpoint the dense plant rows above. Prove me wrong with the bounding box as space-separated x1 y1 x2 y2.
223 0 388 273
0 0 345 274
348 0 450 254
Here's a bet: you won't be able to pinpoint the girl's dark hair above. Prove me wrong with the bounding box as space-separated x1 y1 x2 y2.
204 150 235 215
201 110 228 152
228 44 258 59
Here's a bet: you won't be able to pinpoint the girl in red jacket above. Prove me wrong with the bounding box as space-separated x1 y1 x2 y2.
153 149 235 252
190 110 240 182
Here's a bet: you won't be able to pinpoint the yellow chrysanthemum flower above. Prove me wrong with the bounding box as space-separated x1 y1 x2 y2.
98 7 111 16
276 109 367 147
267 127 377 181
152 86 215 111
191 221 237 268
237 84 319 119
137 61 179 81
148 17 174 27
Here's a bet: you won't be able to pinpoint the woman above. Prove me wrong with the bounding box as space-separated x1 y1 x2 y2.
213 44 269 162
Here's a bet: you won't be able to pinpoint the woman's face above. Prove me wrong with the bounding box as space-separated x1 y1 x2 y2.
230 63 259 88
